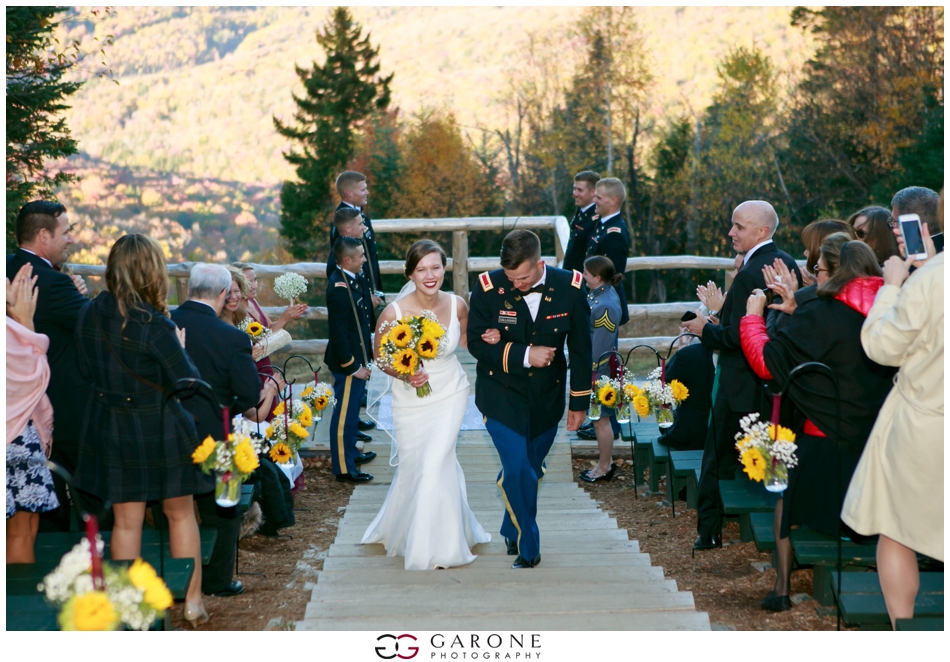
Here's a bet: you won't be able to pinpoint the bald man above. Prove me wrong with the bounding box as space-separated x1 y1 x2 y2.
682 201 802 551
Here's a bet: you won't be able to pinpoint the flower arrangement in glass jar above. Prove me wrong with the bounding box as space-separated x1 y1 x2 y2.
300 381 336 422
734 413 799 492
37 538 173 631
192 415 262 507
376 311 446 397
273 272 308 304
589 374 623 421
264 398 312 463
636 367 689 428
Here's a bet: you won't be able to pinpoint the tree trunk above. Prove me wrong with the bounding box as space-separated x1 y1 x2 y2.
605 82 613 175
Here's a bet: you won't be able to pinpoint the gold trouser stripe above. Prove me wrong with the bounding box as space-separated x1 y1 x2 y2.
496 470 522 549
537 462 547 490
502 342 512 373
336 375 353 475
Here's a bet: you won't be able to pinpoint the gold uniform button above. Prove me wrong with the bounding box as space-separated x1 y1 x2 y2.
505 326 509 331
528 372 533 377
489 370 493 376
554 328 558 332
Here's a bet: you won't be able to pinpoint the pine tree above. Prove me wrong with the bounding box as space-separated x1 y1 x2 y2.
273 6 393 260
6 7 83 252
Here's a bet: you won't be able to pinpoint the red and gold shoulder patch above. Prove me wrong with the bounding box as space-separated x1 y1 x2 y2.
606 226 622 234
479 271 493 292
571 270 583 289
334 281 348 288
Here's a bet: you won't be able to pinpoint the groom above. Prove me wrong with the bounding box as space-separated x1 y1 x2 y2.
468 230 592 568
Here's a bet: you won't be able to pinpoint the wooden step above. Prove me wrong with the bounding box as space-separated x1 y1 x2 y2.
328 539 640 557
315 564 668 586
322 551 653 571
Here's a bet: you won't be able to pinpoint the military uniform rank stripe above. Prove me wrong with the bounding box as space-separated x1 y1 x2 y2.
479 271 494 292
593 310 616 333
570 389 592 397
502 341 512 373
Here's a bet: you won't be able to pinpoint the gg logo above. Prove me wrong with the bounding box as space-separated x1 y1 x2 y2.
375 634 419 660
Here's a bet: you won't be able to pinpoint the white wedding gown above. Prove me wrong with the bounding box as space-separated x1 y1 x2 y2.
361 295 491 569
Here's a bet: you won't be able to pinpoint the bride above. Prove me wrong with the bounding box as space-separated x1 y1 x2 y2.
360 239 492 570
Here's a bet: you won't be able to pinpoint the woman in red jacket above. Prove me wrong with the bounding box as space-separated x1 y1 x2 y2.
740 237 895 612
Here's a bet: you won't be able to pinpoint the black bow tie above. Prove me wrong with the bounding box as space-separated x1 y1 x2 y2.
525 284 545 295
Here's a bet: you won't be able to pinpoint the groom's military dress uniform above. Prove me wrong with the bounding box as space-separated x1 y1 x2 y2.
586 212 630 326
468 265 592 562
561 203 597 273
325 267 373 477
329 201 382 326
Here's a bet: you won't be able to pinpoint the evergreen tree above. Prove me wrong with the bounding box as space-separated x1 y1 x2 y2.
273 6 393 260
6 7 83 252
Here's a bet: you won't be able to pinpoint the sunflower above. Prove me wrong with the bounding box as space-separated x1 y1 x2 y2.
233 440 259 474
740 447 767 483
60 591 119 631
417 334 439 359
392 348 419 375
301 385 314 399
597 384 617 407
264 424 275 439
314 395 328 411
735 434 754 452
269 442 293 464
141 576 173 612
127 558 158 589
390 323 413 348
670 379 689 402
768 424 796 443
272 401 285 416
298 403 313 427
246 321 264 338
289 421 309 439
191 436 216 464
623 383 642 400
378 332 391 347
421 318 445 339
633 394 651 418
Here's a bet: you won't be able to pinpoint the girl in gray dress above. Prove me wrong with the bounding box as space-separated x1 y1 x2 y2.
581 256 623 482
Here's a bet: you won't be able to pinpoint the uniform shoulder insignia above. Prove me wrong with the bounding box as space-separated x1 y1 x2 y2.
571 270 583 289
479 271 494 292
593 310 616 333
606 226 622 234
334 281 348 288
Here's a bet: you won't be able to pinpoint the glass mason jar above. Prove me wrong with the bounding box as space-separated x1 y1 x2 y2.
655 404 674 428
313 408 323 424
589 395 602 421
215 472 241 507
616 401 632 424
764 456 789 493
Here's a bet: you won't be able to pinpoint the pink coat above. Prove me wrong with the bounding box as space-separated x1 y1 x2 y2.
6 317 54 452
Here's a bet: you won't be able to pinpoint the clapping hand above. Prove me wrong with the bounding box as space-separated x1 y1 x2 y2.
766 281 797 315
276 303 308 329
6 264 38 330
696 281 725 313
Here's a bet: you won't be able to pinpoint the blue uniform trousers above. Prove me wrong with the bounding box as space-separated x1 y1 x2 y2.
329 372 366 476
485 418 558 561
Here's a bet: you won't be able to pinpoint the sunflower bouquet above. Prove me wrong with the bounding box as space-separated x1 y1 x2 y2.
192 415 262 506
37 538 173 631
634 367 689 428
265 398 313 463
376 311 446 397
589 374 624 421
238 317 272 345
273 272 308 304
734 413 798 492
300 381 336 421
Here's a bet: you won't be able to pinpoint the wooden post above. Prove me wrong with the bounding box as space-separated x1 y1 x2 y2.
175 276 189 306
452 230 469 299
724 268 734 292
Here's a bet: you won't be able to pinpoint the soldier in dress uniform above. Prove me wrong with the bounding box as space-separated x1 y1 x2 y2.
586 177 630 327
326 207 379 325
331 171 383 308
561 170 601 273
325 236 377 483
468 230 592 569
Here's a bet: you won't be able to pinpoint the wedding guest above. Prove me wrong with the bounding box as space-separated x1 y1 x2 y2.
6 200 94 532
847 206 899 264
232 261 308 334
6 264 59 563
842 192 944 629
562 170 601 273
580 256 622 483
72 235 208 624
171 263 260 599
740 238 895 611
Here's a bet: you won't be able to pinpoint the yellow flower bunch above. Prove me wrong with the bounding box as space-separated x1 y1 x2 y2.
298 402 313 427
233 440 260 474
289 421 309 440
269 442 292 464
633 394 651 418
301 385 314 399
393 348 419 375
670 379 689 402
246 321 264 337
273 400 285 417
390 323 413 348
127 559 173 611
740 447 767 482
421 318 445 339
59 591 120 631
417 335 440 359
769 424 796 443
597 384 617 407
191 436 216 464
624 383 642 400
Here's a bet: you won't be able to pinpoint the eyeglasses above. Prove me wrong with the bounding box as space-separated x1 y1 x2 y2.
811 265 828 274
854 228 867 239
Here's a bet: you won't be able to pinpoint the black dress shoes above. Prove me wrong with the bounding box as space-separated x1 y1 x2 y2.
511 554 541 569
209 580 245 597
336 471 373 483
576 427 619 441
580 465 616 483
760 591 792 612
357 418 376 431
504 537 518 556
355 451 376 464
356 430 373 442
692 534 723 551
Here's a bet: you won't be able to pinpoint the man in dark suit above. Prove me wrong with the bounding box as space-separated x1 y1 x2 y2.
562 170 600 273
325 237 377 483
7 201 95 531
683 200 802 550
171 263 262 597
468 230 592 569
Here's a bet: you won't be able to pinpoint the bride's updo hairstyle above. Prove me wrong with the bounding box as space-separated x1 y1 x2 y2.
404 239 447 278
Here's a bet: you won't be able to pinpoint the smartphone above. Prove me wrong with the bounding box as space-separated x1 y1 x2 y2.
680 311 697 322
898 214 928 260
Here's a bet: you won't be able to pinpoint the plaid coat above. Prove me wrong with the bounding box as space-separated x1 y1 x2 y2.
73 291 211 502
